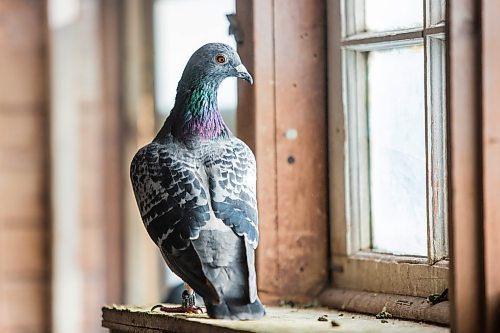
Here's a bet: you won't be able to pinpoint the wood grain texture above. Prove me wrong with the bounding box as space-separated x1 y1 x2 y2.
0 2 49 332
121 0 162 305
273 0 328 299
326 0 348 258
447 0 485 332
101 0 125 304
48 2 119 332
0 53 46 107
0 111 46 172
79 107 106 228
236 0 280 303
482 1 500 332
331 255 448 298
0 0 46 107
320 288 449 325
0 170 45 224
0 279 49 332
0 227 48 277
102 305 448 333
236 0 328 304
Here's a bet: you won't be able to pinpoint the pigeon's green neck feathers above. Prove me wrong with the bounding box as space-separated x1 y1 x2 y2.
166 79 229 140
184 82 218 118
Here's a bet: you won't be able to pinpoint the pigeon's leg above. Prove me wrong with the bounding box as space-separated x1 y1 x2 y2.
181 284 204 314
152 283 204 314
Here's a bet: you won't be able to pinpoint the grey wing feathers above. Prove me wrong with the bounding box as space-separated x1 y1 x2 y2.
130 142 219 302
130 142 210 251
130 138 260 308
205 139 259 302
192 229 249 301
206 140 259 248
161 244 220 304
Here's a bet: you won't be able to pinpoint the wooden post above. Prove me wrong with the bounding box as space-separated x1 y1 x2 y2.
0 3 50 333
273 0 328 301
101 0 125 305
236 0 280 304
448 0 485 332
121 0 162 305
482 1 500 332
236 0 328 304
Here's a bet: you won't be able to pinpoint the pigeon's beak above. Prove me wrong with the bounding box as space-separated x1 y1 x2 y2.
234 64 253 85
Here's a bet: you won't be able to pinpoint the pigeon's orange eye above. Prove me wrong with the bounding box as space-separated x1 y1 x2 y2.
215 55 227 64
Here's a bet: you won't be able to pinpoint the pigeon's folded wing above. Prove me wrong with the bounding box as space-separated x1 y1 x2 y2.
205 139 259 302
130 142 219 303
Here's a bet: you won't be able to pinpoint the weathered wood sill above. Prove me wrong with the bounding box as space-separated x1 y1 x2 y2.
319 288 450 326
102 304 449 333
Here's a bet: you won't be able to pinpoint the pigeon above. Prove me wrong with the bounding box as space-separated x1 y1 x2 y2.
130 43 265 320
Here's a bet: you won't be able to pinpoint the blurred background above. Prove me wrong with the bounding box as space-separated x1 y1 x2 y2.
0 0 240 332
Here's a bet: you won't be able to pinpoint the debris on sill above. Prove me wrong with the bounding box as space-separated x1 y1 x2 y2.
395 299 414 307
302 300 319 309
317 314 328 321
279 300 296 308
427 288 449 305
279 299 319 309
375 305 393 319
331 320 340 327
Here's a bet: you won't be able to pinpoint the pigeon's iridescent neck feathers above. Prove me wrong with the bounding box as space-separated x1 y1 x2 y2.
169 81 229 140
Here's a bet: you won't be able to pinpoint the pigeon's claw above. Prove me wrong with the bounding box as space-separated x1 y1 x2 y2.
151 304 205 314
153 305 185 313
184 305 205 314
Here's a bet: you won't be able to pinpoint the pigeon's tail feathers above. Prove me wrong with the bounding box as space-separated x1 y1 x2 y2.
206 297 265 320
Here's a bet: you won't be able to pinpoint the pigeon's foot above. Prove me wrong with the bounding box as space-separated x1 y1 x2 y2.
150 287 205 314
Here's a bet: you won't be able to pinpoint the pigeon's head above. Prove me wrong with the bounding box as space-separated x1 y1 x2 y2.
179 43 253 90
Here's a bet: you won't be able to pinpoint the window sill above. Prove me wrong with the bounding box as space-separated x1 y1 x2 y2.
319 288 449 326
102 304 448 333
331 254 448 298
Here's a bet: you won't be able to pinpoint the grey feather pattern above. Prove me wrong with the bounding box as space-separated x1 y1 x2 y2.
130 133 260 306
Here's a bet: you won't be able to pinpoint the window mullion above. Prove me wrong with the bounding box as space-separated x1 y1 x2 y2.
356 51 371 251
344 49 360 254
427 36 449 263
344 47 371 254
425 0 449 264
424 0 432 265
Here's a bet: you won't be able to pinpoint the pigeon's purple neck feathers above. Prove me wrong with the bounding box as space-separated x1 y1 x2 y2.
164 80 229 141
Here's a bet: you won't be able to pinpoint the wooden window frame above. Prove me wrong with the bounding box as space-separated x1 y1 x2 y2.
326 0 449 300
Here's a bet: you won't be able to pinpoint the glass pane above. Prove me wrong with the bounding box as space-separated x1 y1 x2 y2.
154 0 238 132
365 0 423 32
367 45 427 256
